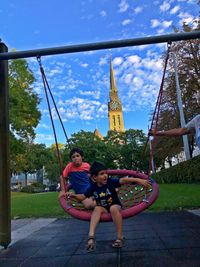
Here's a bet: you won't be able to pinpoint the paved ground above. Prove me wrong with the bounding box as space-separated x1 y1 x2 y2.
0 211 200 267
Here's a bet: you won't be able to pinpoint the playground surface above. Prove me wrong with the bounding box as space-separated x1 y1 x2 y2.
0 210 200 267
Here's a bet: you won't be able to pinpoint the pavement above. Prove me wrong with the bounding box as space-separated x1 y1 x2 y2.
0 210 200 267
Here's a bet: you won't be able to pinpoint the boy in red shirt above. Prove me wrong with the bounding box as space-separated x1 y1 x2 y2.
59 147 95 209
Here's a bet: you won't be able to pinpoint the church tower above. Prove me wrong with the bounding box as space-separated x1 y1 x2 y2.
108 57 125 132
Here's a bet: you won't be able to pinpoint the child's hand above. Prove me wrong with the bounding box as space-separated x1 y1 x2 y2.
66 191 75 199
137 179 151 188
58 190 67 199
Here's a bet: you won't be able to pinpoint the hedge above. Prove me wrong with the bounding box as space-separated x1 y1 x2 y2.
152 155 200 183
20 182 46 193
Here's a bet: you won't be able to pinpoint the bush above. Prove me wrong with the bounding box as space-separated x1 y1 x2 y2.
20 182 46 193
152 155 200 183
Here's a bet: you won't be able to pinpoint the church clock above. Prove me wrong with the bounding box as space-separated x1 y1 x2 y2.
111 101 119 110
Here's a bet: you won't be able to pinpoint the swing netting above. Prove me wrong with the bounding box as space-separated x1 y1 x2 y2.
59 169 159 222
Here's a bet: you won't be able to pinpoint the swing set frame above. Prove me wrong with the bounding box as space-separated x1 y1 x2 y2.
1 30 200 248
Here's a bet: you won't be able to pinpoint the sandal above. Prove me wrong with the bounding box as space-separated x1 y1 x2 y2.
87 236 95 252
112 238 124 248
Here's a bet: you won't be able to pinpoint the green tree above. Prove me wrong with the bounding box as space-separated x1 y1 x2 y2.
119 129 149 171
9 58 41 175
44 146 61 183
153 19 200 164
9 59 41 140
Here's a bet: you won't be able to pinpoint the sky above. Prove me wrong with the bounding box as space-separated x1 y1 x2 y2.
0 0 199 146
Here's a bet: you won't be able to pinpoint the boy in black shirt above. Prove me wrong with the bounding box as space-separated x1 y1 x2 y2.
67 161 150 251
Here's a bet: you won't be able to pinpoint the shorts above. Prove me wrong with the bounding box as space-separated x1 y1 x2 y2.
103 202 122 213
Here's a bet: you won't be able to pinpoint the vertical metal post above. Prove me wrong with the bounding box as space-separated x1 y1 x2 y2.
171 52 191 160
0 42 11 248
149 138 156 173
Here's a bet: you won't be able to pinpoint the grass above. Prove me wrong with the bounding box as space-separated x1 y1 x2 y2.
11 184 200 219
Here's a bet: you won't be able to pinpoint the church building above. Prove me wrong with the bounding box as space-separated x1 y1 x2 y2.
94 57 125 140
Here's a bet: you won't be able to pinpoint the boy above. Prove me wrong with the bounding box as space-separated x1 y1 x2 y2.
58 147 95 209
67 161 151 251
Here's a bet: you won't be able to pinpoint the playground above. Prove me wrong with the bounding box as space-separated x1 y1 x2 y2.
0 3 200 266
1 210 200 267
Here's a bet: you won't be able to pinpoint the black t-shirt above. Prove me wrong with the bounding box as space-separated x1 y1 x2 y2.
84 178 121 210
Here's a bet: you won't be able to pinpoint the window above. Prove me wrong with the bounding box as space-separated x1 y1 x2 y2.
118 115 121 126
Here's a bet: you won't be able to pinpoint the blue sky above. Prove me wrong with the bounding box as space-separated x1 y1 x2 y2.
1 0 199 146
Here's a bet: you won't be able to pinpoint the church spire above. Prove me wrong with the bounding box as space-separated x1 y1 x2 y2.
110 55 117 92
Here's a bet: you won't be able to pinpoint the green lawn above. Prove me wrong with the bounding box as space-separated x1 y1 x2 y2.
11 184 200 218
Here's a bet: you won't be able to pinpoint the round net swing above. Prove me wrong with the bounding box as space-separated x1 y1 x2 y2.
59 169 159 222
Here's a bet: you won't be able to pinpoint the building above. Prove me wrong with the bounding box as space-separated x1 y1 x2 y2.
94 127 104 140
108 57 125 132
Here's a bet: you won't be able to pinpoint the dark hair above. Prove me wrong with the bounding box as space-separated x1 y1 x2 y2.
90 161 106 176
69 147 84 159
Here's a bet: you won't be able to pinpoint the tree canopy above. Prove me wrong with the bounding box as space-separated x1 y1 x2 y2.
153 19 200 165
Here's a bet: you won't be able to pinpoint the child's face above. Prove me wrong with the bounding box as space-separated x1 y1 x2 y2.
71 152 83 167
94 170 108 186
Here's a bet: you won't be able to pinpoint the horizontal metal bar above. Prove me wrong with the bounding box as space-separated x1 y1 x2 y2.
0 31 200 60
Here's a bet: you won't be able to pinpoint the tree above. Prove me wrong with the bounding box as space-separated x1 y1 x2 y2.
118 129 149 171
153 18 200 164
12 142 48 186
9 59 41 140
9 59 41 175
44 146 61 183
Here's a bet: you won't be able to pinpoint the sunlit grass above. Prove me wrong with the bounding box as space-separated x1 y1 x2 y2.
11 184 200 218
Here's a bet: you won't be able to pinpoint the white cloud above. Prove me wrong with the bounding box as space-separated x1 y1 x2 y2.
48 67 63 77
118 0 129 13
79 90 100 99
133 6 143 14
127 55 141 64
151 19 160 28
57 85 66 90
53 97 107 121
133 77 143 88
162 20 172 28
178 12 194 25
37 123 50 129
170 5 180 14
80 62 88 68
122 19 131 26
124 73 133 84
100 10 107 17
113 57 123 66
160 1 170 12
99 56 108 66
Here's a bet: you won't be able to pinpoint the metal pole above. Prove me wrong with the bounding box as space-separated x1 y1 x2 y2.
149 138 156 173
0 31 200 60
0 42 11 248
171 52 191 160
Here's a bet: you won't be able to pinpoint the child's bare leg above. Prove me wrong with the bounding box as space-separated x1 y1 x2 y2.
88 206 107 237
82 197 96 209
87 206 107 251
110 205 123 240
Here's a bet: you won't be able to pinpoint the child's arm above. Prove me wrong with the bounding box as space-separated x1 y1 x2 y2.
119 177 151 188
58 175 66 199
149 128 189 137
59 164 71 199
66 191 86 201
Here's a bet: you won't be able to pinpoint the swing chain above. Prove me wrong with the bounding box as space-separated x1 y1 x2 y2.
36 56 42 67
167 40 172 49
